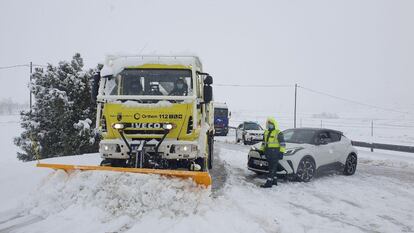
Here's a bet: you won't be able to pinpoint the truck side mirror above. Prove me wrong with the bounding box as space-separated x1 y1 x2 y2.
203 75 213 104
204 75 213 85
203 85 213 103
91 73 100 103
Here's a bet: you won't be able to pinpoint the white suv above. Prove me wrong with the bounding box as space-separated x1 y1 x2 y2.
236 121 265 145
247 128 358 182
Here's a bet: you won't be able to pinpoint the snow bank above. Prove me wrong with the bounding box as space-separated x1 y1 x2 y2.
358 149 414 169
25 170 211 221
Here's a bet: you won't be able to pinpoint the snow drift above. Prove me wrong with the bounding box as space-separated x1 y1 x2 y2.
25 170 211 221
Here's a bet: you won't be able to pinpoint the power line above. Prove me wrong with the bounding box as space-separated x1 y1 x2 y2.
0 63 46 70
0 64 29 70
298 85 410 115
215 84 292 88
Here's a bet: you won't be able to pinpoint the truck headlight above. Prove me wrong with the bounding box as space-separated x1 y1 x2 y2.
173 144 197 153
284 147 304 156
112 123 125 130
163 123 173 130
100 144 119 152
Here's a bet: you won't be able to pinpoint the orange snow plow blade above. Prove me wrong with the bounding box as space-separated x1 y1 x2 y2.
37 163 212 187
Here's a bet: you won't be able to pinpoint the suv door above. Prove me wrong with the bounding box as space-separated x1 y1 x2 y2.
314 131 336 166
329 131 346 162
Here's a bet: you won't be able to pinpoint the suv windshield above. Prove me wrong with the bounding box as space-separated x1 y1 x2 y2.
104 69 193 96
244 123 262 130
214 108 228 117
283 129 318 144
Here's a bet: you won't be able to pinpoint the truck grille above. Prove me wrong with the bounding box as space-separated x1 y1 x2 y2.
124 130 165 135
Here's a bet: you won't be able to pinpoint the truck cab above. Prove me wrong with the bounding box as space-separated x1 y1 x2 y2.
92 55 214 171
213 102 230 136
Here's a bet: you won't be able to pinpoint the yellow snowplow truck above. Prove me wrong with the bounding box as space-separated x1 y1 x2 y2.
38 55 214 186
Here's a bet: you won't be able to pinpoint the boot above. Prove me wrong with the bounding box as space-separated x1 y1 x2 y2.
273 178 278 186
261 179 273 188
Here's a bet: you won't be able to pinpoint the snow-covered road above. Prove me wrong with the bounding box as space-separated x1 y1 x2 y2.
0 117 413 233
214 142 414 233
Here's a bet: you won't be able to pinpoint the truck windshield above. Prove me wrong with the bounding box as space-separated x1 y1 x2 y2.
104 69 193 96
214 108 228 117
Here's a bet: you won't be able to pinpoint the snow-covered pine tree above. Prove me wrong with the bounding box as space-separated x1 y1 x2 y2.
14 53 99 161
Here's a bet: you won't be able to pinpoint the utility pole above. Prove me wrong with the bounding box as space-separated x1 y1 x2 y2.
294 83 297 128
371 120 374 152
30 61 33 112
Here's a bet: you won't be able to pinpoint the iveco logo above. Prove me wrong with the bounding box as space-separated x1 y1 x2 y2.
131 123 162 129
134 113 141 120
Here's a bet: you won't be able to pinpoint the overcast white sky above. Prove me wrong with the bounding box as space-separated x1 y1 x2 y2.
0 0 413 119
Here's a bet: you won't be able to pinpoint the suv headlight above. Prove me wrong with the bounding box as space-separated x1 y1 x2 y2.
173 144 198 153
284 147 304 156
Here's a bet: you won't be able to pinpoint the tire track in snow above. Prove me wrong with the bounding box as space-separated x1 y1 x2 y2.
0 215 43 233
210 144 228 197
288 202 381 233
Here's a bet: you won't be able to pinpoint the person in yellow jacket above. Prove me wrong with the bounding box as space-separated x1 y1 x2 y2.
259 117 286 188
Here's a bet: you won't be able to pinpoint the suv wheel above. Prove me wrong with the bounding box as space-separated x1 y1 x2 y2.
343 153 357 175
296 157 316 182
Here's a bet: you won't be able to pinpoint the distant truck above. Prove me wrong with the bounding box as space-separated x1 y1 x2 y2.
213 102 230 136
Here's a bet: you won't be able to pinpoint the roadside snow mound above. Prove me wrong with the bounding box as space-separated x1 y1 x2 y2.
25 170 211 221
359 158 414 169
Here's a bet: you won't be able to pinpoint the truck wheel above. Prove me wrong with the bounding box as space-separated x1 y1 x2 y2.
100 159 126 167
195 158 206 171
100 159 111 166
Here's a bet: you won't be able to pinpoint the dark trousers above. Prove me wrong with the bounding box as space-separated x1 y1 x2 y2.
265 148 283 180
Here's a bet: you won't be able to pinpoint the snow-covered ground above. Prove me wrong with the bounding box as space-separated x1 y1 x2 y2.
1 116 414 233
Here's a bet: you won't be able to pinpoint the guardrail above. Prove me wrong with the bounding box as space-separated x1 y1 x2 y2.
227 127 413 153
352 141 414 153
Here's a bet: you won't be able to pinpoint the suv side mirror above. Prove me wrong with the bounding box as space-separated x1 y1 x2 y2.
91 73 100 103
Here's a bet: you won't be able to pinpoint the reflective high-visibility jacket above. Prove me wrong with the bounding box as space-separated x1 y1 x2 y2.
259 117 286 154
